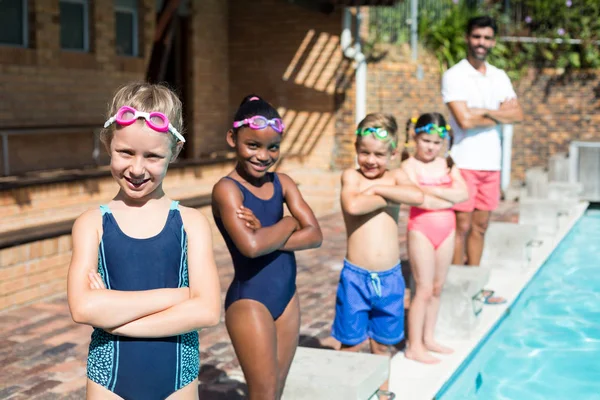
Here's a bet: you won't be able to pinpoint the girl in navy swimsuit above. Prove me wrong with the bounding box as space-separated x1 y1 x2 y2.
67 82 221 399
212 95 323 400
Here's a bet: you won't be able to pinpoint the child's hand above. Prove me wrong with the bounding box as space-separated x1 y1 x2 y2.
237 206 262 230
88 271 107 290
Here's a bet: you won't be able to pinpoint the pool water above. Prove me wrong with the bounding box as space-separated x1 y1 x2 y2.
438 210 600 400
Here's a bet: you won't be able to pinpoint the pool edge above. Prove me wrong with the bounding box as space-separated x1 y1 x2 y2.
388 201 590 400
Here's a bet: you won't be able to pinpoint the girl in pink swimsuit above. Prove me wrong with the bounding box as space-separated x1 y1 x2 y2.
400 112 469 364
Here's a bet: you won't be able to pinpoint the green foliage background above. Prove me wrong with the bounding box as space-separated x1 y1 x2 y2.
393 0 600 79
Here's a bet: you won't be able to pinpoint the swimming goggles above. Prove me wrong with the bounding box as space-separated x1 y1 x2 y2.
233 115 285 133
414 123 450 139
104 106 186 143
355 127 396 149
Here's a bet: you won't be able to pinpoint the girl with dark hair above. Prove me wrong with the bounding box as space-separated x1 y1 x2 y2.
211 95 323 399
401 112 469 364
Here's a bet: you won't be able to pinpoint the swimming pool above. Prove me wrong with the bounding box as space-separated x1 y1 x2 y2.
437 210 600 400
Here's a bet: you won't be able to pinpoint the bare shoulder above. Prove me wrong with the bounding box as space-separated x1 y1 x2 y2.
391 167 411 181
449 164 463 178
275 172 298 189
71 208 102 245
73 208 102 231
276 173 303 200
341 168 361 185
212 176 238 195
178 206 211 234
400 156 414 170
212 177 242 202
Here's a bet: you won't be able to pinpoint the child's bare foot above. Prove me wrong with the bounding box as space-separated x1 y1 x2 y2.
424 341 454 354
404 347 441 364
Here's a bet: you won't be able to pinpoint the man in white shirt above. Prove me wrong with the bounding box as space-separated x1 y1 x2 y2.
442 16 523 303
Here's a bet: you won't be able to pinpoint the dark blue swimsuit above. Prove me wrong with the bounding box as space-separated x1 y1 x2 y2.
87 201 199 400
214 173 297 320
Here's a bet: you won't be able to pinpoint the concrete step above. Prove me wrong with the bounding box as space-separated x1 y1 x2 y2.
548 152 570 182
436 265 491 340
547 181 583 202
282 347 389 400
518 197 577 237
481 222 540 270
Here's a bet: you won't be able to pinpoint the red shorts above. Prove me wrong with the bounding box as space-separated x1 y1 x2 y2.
453 169 501 213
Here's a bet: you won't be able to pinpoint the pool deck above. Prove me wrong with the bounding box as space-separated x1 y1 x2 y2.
0 202 523 400
388 201 589 400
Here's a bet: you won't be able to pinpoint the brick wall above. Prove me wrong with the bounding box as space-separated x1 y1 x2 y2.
1 0 346 176
334 56 600 181
0 0 155 174
0 0 350 312
0 235 72 311
512 69 600 180
228 0 345 171
188 0 230 158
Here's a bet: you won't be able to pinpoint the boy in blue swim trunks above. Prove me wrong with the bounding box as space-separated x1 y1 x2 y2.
333 113 423 358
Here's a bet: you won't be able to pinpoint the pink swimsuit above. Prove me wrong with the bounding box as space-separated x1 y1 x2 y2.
407 174 456 249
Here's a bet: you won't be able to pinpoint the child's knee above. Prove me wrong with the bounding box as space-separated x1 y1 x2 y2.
415 285 434 301
471 215 490 234
455 219 471 236
432 283 444 297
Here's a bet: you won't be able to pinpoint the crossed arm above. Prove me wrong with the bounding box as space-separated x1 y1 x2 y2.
400 162 468 210
278 174 323 252
67 208 221 338
340 169 424 216
419 166 469 205
212 175 322 257
447 98 524 130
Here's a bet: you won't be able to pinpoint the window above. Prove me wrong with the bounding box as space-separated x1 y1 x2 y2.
115 0 139 56
0 0 28 47
60 0 89 51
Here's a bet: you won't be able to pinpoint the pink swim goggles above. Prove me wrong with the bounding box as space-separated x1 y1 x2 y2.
233 116 285 133
104 105 186 143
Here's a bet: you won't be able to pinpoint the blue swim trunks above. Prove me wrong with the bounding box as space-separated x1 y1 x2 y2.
332 259 405 346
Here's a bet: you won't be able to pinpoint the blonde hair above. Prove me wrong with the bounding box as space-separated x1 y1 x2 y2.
101 82 184 155
355 113 398 151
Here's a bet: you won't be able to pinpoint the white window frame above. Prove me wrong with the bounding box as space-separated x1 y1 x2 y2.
0 0 28 47
60 0 90 52
115 1 139 57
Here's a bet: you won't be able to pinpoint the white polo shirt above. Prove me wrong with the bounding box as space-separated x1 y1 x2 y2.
441 59 517 171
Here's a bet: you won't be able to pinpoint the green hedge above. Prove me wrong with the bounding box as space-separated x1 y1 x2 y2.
417 0 600 79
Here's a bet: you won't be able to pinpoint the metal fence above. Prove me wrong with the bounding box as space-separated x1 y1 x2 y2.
368 0 453 45
368 0 565 45
368 0 489 45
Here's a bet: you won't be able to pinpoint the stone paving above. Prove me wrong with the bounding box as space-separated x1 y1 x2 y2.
0 203 519 399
